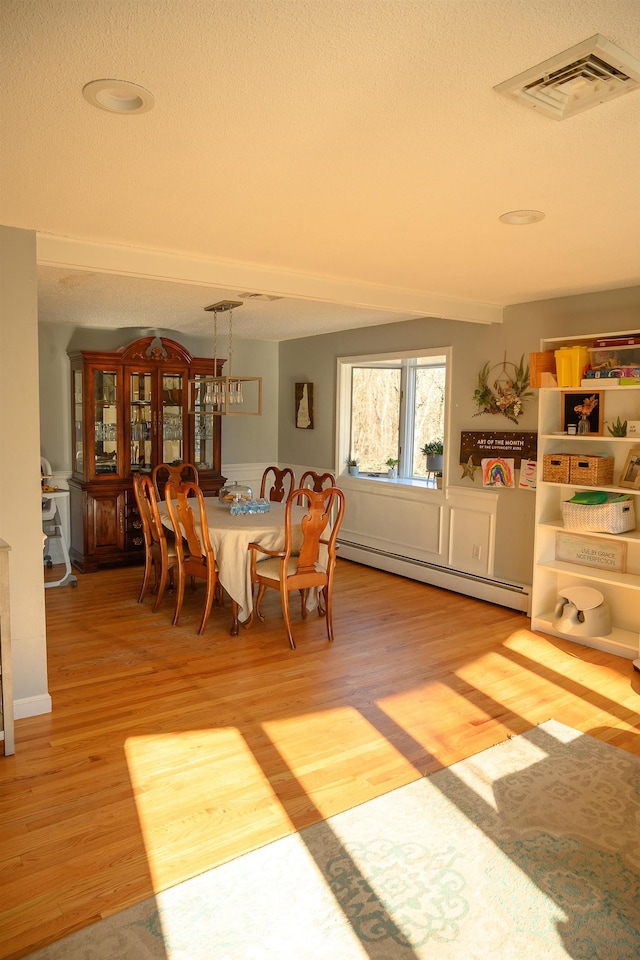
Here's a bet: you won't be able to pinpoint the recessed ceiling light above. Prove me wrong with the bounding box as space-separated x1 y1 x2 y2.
499 210 545 225
82 79 155 114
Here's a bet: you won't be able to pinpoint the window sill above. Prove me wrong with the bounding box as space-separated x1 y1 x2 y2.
340 473 444 495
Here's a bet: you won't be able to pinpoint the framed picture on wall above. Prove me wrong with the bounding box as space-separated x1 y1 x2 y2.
561 391 604 435
295 382 314 429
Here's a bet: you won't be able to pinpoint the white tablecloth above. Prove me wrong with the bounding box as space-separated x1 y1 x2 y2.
161 499 309 629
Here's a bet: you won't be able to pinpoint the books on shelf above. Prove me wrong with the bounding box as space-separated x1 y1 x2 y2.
581 377 640 387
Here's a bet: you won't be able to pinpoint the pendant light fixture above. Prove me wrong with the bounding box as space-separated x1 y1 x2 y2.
188 300 262 417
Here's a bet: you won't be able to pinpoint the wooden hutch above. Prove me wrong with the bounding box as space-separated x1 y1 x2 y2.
69 336 225 572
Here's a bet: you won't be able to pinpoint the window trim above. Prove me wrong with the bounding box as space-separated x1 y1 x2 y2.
335 346 451 489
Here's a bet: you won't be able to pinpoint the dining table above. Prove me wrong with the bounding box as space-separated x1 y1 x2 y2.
160 498 315 636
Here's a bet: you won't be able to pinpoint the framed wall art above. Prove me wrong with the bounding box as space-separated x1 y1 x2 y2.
560 390 604 435
618 447 640 489
459 430 537 466
555 531 627 573
295 382 314 429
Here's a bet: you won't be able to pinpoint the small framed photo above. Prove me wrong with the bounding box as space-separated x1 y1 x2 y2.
295 382 314 429
618 447 640 489
561 391 604 435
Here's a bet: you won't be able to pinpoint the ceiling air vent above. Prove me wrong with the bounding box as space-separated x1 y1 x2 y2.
495 34 640 119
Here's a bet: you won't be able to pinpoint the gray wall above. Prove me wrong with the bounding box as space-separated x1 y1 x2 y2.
278 286 640 585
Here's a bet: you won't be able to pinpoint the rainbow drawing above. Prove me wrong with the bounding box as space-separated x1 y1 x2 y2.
481 457 515 487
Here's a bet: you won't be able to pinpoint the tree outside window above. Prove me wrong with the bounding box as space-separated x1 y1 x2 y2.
338 350 448 481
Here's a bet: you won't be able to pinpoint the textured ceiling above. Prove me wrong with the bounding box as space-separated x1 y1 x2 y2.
2 0 639 340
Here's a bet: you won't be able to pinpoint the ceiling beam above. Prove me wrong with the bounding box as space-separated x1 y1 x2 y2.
37 234 503 326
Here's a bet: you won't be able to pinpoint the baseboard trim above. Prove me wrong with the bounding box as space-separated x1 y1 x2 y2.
14 693 53 720
338 539 531 613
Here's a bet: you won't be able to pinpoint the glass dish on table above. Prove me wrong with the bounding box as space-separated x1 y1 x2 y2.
218 480 252 504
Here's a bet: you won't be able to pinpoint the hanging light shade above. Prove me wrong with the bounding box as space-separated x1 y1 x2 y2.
188 300 262 417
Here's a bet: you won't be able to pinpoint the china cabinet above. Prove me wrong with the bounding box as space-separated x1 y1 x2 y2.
531 331 640 660
69 336 225 571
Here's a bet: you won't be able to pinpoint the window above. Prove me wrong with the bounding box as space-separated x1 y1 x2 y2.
337 348 449 481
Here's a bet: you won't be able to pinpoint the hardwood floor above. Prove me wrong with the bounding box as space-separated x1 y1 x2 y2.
1 558 639 959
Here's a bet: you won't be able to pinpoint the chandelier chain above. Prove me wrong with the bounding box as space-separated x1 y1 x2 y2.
212 310 218 368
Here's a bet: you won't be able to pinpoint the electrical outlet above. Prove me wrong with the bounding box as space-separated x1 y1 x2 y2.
472 544 481 560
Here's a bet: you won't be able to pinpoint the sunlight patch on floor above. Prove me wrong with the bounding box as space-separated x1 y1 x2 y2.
378 680 501 767
125 727 290 891
262 706 420 818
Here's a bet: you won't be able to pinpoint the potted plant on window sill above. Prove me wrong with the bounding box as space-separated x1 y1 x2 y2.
385 457 399 478
421 440 444 474
345 456 359 477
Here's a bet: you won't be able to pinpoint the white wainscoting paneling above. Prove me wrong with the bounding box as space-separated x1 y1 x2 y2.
339 488 444 561
447 487 498 579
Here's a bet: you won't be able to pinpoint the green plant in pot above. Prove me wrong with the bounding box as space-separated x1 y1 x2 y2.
607 416 628 437
345 456 359 476
385 457 399 478
421 439 444 473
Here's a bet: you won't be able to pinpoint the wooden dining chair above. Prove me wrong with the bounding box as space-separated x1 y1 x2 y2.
164 479 220 634
152 462 199 500
260 466 296 503
297 470 336 503
248 485 345 649
132 473 178 611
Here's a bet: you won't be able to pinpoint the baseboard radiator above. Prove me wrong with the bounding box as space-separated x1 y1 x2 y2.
337 539 531 613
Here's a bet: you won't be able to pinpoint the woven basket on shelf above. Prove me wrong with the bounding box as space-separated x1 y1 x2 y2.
568 454 614 486
542 453 571 483
561 497 636 534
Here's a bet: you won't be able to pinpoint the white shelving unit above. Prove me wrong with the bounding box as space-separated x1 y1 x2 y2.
531 331 640 660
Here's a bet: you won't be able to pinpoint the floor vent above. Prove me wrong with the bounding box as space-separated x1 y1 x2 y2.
495 34 640 119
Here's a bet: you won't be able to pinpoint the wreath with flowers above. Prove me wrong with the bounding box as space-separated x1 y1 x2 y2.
472 354 533 425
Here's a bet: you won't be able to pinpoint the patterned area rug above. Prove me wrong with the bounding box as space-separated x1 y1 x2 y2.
27 720 640 959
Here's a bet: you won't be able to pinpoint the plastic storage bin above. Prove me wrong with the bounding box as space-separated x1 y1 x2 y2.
554 346 589 387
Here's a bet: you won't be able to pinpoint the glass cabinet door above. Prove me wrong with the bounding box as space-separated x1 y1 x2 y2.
161 373 184 465
191 373 215 470
94 369 119 476
129 371 153 472
73 367 84 475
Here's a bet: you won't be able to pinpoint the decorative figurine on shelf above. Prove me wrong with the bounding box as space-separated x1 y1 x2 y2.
472 354 532 424
574 393 599 434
